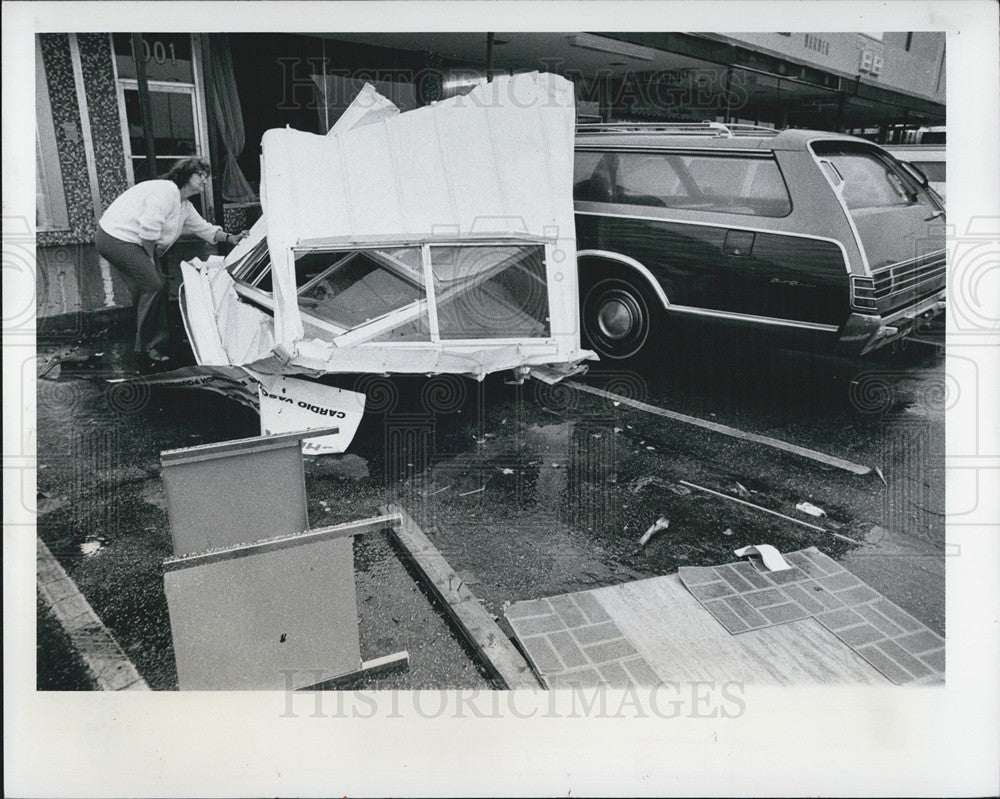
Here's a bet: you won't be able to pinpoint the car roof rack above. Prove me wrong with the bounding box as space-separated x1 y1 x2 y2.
575 121 781 138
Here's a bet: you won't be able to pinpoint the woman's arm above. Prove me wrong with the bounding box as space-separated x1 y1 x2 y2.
181 202 248 246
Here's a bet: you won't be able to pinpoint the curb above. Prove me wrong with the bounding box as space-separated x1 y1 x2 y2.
37 306 133 340
36 537 150 691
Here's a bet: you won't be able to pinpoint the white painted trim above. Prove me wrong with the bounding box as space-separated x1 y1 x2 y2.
97 256 116 307
109 34 135 186
806 139 871 273
118 79 197 93
666 304 839 331
576 248 670 308
35 37 70 231
68 34 102 217
190 33 213 217
421 243 440 343
113 33 206 201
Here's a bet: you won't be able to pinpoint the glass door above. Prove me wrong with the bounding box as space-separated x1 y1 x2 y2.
120 83 199 182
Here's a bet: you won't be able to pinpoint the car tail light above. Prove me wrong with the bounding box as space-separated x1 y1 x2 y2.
851 276 877 312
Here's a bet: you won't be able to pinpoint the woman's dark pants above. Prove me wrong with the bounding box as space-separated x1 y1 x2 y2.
95 226 168 353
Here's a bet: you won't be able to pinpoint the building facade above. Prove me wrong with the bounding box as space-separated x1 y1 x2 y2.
35 31 946 319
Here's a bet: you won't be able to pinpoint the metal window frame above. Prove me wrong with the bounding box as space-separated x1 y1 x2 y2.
230 238 556 349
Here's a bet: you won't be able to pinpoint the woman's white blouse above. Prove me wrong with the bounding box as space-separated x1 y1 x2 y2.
99 179 221 252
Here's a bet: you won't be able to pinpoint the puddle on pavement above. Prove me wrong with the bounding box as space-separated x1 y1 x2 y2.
370 383 859 613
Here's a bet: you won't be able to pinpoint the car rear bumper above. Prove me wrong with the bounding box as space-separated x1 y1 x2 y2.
835 289 947 356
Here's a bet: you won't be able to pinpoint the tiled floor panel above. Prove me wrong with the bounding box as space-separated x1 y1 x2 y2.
678 547 944 685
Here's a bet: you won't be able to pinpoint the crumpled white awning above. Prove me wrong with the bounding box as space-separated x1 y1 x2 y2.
260 71 579 351
186 71 593 383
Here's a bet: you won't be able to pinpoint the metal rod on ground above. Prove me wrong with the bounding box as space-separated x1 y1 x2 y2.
567 381 872 476
678 480 865 545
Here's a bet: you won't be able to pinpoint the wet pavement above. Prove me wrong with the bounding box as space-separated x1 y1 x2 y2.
35 310 946 689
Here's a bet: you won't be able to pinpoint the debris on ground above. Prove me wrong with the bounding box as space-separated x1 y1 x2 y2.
733 482 751 498
307 453 370 480
795 501 827 518
722 528 735 536
734 543 792 572
458 486 485 497
874 466 888 486
80 540 105 557
638 517 670 546
629 475 674 494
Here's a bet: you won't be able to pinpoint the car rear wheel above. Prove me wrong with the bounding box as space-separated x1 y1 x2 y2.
581 273 660 361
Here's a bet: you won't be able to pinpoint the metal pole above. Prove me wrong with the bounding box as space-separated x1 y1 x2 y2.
486 32 495 79
199 34 225 227
723 65 733 123
131 33 157 181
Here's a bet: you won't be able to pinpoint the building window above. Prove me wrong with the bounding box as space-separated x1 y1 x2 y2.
111 33 209 201
36 37 69 231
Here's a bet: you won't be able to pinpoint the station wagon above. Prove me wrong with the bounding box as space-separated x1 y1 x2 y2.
573 122 947 360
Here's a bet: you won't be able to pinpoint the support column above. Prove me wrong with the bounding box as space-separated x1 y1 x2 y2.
199 34 225 227
131 33 156 181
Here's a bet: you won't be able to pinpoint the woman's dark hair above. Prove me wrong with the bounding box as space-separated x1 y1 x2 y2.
164 157 211 188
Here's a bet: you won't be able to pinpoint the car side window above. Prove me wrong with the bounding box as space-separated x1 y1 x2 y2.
574 149 791 217
666 154 791 216
616 155 683 206
573 151 618 202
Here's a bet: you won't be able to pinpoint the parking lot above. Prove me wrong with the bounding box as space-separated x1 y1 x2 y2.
35 309 946 690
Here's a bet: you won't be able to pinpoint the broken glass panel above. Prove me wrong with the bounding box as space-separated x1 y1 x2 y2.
296 248 426 331
430 245 550 339
229 237 272 289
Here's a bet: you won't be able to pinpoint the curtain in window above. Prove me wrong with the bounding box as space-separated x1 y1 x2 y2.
208 33 256 203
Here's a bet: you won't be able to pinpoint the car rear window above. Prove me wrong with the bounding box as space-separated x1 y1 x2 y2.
574 150 792 217
813 144 936 211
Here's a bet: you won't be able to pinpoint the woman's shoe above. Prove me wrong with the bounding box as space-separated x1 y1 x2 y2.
146 348 171 363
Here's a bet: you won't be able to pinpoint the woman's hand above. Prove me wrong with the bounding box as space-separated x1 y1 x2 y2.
223 230 250 246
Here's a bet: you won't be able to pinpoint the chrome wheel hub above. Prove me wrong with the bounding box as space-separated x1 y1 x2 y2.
597 296 638 340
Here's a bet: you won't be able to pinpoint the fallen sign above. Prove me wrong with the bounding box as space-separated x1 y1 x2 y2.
170 72 594 453
164 515 408 691
160 428 341 554
108 367 365 456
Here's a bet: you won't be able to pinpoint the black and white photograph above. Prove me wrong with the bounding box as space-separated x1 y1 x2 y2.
5 1 999 796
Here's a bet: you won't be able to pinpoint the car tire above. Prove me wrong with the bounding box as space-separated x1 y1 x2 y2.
581 271 661 361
